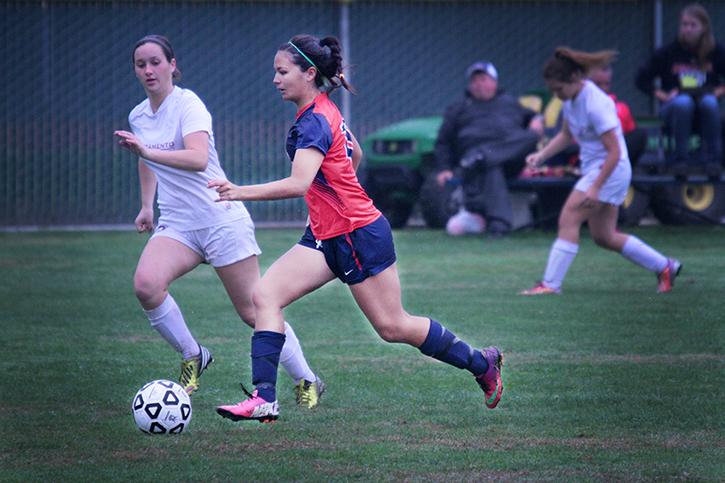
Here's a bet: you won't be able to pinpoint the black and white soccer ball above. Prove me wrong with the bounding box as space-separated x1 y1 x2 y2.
132 379 192 434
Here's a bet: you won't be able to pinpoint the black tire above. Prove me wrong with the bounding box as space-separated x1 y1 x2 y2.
362 165 420 229
650 183 725 225
532 187 570 230
418 173 460 228
618 185 650 226
375 196 415 229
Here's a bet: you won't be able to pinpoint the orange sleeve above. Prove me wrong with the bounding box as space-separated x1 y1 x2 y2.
616 101 636 134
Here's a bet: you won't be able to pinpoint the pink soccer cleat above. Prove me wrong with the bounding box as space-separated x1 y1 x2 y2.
657 258 682 293
475 346 504 409
216 387 279 423
519 282 560 296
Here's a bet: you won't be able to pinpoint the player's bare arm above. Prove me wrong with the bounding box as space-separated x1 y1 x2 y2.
526 120 573 167
209 148 324 201
115 130 209 171
135 160 157 233
349 132 363 171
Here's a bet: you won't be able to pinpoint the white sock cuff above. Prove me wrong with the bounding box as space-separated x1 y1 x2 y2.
280 321 299 363
279 321 316 383
621 235 668 273
621 235 641 255
553 238 579 254
144 294 176 323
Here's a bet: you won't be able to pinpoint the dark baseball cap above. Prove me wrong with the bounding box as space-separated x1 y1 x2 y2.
466 61 498 80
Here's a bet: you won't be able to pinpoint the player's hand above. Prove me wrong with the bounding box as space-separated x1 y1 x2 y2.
208 179 243 201
115 130 149 158
436 170 454 187
134 207 154 233
526 152 545 168
580 186 600 209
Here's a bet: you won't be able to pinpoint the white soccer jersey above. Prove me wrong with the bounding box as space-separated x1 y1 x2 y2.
129 86 249 230
563 80 629 174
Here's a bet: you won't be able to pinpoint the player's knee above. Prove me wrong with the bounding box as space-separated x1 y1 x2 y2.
557 214 573 232
376 325 402 343
236 306 256 328
558 220 578 239
251 282 279 313
133 270 165 304
373 319 407 343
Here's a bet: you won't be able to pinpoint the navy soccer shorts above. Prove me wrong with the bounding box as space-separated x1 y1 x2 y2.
298 215 397 285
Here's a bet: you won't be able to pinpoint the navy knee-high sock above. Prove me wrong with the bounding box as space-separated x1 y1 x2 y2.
251 331 286 402
419 319 488 376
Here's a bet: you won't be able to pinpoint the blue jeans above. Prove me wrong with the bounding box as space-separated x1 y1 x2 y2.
660 93 722 164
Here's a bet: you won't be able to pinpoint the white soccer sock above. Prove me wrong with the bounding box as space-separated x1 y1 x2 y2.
543 238 579 290
279 321 316 383
620 236 668 273
144 294 199 360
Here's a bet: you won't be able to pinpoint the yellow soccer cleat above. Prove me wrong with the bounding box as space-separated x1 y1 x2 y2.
179 344 214 395
294 377 326 409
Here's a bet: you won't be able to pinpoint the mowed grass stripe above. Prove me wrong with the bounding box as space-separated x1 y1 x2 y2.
0 226 723 481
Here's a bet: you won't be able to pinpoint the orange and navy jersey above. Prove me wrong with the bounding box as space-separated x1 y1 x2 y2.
286 92 380 240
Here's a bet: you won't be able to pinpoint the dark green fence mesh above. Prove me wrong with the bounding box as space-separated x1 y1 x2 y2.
2 1 724 226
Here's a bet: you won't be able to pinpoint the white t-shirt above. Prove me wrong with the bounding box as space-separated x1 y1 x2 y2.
129 86 249 230
563 80 629 174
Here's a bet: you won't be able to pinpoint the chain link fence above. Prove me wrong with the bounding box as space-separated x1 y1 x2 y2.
2 1 723 226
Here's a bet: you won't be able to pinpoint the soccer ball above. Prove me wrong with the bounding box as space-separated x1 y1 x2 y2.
131 379 192 434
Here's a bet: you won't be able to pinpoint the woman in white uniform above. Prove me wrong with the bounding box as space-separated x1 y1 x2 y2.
114 35 324 407
521 47 681 295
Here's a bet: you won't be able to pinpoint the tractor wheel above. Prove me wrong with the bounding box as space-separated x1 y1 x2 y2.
650 182 725 224
532 187 570 230
418 173 461 229
375 195 415 229
618 185 650 226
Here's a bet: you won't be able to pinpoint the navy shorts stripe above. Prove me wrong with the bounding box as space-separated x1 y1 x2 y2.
298 215 396 285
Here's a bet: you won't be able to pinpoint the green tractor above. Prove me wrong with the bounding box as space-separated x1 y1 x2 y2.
361 116 455 229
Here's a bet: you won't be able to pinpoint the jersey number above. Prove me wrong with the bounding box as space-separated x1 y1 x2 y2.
340 120 353 164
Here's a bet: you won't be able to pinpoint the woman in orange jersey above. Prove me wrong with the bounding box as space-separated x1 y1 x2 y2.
210 34 503 423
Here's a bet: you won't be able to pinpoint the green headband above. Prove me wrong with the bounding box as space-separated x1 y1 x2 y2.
288 41 319 72
288 40 332 88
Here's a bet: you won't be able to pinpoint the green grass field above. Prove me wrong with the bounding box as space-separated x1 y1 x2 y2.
1 226 723 481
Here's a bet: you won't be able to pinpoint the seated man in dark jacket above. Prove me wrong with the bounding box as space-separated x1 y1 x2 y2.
435 61 542 236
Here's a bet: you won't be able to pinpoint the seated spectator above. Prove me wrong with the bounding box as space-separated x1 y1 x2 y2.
434 61 543 236
635 3 725 177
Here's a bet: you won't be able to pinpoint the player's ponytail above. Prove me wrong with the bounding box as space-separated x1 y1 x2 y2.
283 34 355 94
319 37 356 93
543 47 617 83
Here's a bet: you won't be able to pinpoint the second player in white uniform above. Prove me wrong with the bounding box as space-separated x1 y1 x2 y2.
521 47 681 295
115 35 325 407
565 79 632 206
